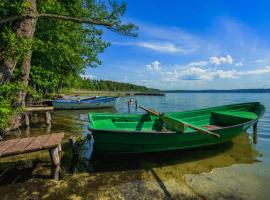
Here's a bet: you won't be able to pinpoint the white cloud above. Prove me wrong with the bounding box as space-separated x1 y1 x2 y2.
113 41 194 54
235 62 243 67
146 61 162 72
216 70 238 79
238 66 270 75
137 42 194 54
180 67 213 80
187 61 208 67
255 59 265 63
178 68 238 80
146 60 270 82
209 55 234 65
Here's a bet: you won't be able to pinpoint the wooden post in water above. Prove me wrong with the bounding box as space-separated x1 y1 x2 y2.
49 144 61 180
45 111 52 126
69 136 80 174
253 122 258 144
25 113 30 127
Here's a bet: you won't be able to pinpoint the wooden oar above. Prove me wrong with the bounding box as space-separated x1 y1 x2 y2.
139 106 220 138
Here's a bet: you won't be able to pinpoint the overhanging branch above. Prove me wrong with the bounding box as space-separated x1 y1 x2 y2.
0 14 112 27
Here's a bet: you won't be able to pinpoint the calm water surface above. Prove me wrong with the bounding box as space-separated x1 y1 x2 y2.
19 92 270 167
1 93 270 199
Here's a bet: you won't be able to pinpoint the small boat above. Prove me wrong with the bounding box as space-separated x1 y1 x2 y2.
88 102 265 154
52 96 118 110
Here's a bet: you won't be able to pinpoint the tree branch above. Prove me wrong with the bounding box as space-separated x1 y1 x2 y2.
0 14 112 27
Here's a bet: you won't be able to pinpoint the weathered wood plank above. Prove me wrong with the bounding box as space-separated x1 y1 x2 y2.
2 137 36 156
45 111 52 126
43 133 64 149
0 139 20 156
26 106 53 112
25 113 30 127
0 133 64 157
0 133 64 180
23 134 50 152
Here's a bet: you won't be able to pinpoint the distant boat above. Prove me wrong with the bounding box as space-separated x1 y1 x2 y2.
88 102 265 154
52 96 118 110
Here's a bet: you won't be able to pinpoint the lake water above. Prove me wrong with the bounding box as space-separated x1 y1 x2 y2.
1 93 270 199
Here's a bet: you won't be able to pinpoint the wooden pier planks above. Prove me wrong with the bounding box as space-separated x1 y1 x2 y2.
25 106 54 112
24 134 51 152
0 133 64 180
0 139 20 157
3 137 36 156
43 133 64 149
0 133 64 157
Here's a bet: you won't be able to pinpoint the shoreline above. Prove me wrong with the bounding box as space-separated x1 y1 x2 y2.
59 90 165 96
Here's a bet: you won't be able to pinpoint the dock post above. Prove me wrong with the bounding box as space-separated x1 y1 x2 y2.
49 144 61 180
69 136 79 174
45 111 52 126
253 122 258 144
128 99 131 113
25 113 30 127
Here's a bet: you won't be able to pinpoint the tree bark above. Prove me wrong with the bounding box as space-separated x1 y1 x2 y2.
5 0 37 131
18 0 37 104
0 0 37 85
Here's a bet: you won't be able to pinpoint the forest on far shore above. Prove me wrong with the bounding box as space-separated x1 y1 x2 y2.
45 76 160 94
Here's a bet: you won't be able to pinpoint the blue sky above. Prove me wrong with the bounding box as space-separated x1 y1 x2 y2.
84 0 270 90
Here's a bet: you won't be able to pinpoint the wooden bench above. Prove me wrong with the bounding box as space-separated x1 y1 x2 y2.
0 132 64 180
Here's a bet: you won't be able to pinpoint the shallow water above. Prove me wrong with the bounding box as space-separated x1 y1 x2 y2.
1 93 270 199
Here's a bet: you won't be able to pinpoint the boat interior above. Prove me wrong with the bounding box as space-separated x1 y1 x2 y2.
89 103 260 132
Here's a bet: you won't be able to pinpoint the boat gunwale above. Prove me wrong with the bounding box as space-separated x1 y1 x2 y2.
88 102 265 136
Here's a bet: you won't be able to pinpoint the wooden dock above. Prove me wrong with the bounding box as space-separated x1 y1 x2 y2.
24 106 54 127
0 132 64 180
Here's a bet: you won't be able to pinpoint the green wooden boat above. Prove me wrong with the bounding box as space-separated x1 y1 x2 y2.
88 102 265 154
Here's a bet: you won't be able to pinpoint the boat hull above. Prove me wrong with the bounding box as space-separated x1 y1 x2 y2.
53 97 117 110
90 121 255 153
89 102 265 154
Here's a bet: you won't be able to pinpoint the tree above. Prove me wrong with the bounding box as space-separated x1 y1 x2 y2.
0 0 137 131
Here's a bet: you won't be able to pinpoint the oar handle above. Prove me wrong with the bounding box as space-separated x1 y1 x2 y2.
185 123 220 138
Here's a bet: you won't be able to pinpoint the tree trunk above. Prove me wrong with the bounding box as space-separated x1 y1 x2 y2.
18 0 37 105
6 0 38 131
0 0 37 85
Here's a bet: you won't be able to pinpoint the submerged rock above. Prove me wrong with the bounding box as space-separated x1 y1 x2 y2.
184 162 270 200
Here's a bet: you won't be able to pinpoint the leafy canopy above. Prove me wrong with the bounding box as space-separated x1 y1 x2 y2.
0 0 137 132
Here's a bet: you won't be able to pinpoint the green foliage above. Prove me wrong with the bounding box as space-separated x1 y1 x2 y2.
0 0 27 17
0 0 137 130
0 83 23 131
0 1 32 62
66 76 159 92
0 82 40 132
0 27 32 62
28 0 137 95
30 65 59 93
